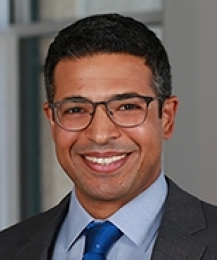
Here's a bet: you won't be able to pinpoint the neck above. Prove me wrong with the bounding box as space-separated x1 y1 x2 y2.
77 196 125 219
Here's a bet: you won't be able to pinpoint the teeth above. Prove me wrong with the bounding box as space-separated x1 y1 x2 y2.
85 154 126 165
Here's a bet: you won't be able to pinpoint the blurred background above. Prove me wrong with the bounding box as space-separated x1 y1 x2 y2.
1 0 217 230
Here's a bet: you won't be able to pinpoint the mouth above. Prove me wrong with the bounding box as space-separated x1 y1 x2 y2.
81 153 129 173
85 154 126 165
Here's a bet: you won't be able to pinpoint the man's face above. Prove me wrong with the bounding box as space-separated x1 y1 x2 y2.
44 53 178 218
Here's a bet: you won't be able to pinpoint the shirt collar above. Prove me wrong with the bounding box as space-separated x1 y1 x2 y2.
65 171 167 252
109 171 167 251
64 190 93 251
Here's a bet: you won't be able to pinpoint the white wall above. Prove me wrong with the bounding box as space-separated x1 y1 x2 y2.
0 34 20 230
164 0 217 204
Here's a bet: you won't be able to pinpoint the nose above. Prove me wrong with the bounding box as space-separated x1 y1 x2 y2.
84 105 121 145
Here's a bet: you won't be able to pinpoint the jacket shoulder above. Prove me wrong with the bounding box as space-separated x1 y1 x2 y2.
196 200 217 242
163 178 217 258
0 194 70 258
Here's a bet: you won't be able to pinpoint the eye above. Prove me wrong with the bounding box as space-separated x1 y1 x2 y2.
59 102 90 116
63 106 85 114
119 103 141 111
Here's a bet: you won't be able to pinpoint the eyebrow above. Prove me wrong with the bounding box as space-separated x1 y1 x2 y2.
110 92 142 100
62 95 90 102
60 92 142 102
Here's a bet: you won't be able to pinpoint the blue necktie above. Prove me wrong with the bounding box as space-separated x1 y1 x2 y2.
82 221 123 260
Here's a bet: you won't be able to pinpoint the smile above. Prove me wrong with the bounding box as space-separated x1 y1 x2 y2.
84 154 127 165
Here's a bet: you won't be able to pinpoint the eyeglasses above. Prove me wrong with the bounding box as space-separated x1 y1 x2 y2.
48 94 162 132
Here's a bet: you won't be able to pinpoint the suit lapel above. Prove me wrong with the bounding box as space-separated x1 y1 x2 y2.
14 194 70 260
151 178 207 260
151 219 207 260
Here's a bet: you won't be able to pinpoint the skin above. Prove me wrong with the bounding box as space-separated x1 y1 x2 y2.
44 53 178 219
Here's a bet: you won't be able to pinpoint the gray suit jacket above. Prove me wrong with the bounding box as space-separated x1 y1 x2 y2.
0 178 217 259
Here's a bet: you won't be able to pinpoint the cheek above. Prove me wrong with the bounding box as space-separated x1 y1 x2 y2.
52 127 78 160
127 119 163 160
128 119 162 145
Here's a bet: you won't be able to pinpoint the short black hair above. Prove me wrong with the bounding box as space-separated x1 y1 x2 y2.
44 13 172 104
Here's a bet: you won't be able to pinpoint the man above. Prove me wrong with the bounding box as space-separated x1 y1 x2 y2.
0 13 217 260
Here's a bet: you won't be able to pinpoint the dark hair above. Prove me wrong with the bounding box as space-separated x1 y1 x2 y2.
44 13 172 104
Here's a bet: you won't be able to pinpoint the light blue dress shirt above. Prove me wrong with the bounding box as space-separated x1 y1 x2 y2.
52 172 167 260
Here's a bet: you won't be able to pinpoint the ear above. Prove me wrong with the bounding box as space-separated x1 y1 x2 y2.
43 102 55 140
162 96 179 139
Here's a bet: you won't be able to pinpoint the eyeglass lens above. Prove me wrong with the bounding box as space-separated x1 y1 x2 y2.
54 97 152 131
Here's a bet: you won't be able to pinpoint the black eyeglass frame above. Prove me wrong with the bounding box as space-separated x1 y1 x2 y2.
48 94 163 132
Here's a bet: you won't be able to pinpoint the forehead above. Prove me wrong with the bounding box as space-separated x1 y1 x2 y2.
53 54 154 101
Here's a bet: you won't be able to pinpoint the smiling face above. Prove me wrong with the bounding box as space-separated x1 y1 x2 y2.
44 53 178 218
